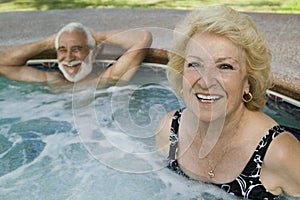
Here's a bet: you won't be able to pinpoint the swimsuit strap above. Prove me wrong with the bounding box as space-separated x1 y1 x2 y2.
167 109 187 176
218 125 285 199
254 125 285 162
168 110 181 160
239 125 285 178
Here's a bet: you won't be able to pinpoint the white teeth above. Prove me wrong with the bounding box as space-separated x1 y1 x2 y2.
196 94 221 101
61 61 82 67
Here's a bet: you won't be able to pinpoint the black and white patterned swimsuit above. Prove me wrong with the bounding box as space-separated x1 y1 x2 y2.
168 109 286 200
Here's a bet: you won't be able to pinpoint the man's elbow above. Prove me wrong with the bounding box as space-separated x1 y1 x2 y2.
140 30 153 48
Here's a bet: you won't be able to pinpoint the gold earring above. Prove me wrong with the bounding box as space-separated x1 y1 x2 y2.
242 92 253 103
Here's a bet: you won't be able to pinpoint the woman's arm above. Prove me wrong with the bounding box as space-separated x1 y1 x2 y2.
262 131 300 196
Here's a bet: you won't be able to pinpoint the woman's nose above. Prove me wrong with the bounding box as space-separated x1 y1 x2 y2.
196 67 218 89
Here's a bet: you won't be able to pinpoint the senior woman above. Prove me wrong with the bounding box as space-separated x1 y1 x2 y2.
156 6 300 199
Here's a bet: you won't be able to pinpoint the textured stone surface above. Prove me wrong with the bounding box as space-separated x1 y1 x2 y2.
0 8 299 100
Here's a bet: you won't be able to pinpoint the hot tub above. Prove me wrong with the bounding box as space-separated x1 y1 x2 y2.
0 59 299 200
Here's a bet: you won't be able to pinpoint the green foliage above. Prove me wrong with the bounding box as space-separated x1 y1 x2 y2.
0 0 299 13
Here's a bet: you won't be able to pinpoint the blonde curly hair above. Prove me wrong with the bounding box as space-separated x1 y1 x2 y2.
167 6 273 110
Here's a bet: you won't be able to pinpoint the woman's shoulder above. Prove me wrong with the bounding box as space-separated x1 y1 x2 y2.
254 110 300 195
262 128 300 195
249 111 299 143
266 129 300 161
243 110 278 138
247 110 299 164
250 110 277 126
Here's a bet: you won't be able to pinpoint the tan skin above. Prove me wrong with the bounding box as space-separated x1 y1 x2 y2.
57 30 91 78
0 28 152 85
156 32 300 197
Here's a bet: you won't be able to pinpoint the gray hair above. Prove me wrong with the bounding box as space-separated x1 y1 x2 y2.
54 22 96 50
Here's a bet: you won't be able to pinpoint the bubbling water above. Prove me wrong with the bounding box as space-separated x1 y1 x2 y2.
0 63 298 200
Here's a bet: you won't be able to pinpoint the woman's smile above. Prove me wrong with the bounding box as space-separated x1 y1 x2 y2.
194 93 223 104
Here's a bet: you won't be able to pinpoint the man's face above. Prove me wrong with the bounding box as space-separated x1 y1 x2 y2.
56 30 93 82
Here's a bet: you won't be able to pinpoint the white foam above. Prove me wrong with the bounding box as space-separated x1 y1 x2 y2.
0 66 295 200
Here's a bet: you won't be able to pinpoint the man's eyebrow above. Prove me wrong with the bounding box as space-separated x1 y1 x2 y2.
57 46 66 50
71 45 84 49
57 45 85 51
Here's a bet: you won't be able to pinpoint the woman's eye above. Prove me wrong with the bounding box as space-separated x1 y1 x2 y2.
218 64 233 70
187 62 200 68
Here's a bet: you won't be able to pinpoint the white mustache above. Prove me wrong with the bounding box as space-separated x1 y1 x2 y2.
60 60 82 67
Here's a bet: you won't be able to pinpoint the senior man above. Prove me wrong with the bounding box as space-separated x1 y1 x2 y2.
0 22 152 85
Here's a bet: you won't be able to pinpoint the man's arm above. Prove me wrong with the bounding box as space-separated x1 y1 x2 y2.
0 35 59 82
93 29 152 82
